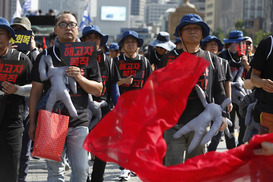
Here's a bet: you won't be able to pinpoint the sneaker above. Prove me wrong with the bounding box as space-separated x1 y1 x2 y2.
64 159 70 171
130 171 137 177
119 169 131 181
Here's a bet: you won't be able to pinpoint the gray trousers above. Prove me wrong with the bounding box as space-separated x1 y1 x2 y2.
164 124 205 166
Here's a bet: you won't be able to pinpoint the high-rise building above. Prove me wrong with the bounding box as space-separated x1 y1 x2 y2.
145 1 179 26
130 0 146 28
263 0 273 33
243 0 273 36
93 0 131 41
243 0 265 37
205 0 272 37
0 0 11 20
190 0 205 13
205 0 244 34
38 0 89 19
131 0 146 16
243 0 264 19
1 0 24 21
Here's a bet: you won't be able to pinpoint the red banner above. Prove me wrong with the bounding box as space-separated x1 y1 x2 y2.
83 52 206 178
83 52 273 181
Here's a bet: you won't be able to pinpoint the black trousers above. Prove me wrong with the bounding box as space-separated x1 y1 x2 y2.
0 126 24 182
89 106 110 182
91 157 107 182
227 103 246 148
207 131 223 151
18 117 32 182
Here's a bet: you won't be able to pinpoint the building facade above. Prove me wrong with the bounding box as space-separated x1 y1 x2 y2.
93 0 131 41
205 0 244 34
145 1 179 26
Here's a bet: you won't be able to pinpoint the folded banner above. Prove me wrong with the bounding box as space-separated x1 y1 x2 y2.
83 52 206 176
32 109 69 161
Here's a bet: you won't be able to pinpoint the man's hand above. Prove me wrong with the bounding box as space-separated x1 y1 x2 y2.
254 141 273 156
261 79 273 93
1 81 18 94
241 53 250 71
123 75 133 85
8 43 18 50
226 103 233 113
28 123 36 141
66 66 82 81
118 75 133 86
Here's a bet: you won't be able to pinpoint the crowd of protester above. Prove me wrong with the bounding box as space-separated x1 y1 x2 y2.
0 11 273 182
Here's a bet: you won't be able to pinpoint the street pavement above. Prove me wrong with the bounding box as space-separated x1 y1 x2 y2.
26 157 142 182
26 137 230 182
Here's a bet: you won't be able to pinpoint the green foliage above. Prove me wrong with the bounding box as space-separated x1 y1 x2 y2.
234 19 247 35
254 30 271 45
210 20 272 46
235 19 244 30
212 27 226 42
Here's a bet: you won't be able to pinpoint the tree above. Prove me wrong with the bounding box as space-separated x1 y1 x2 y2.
234 19 247 35
254 30 271 45
212 27 226 42
235 19 244 30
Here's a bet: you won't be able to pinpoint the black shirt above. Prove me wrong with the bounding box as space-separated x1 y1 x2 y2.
31 46 102 127
251 36 273 113
219 50 248 80
114 54 152 94
93 51 121 104
145 48 164 70
0 49 32 128
160 48 226 125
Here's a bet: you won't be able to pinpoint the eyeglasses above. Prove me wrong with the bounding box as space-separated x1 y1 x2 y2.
57 22 77 28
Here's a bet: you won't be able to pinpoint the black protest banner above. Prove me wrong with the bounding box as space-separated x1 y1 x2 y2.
116 60 145 90
0 59 28 90
9 30 32 51
59 41 97 68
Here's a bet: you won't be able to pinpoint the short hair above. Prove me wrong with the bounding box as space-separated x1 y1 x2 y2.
36 41 42 48
54 11 78 26
49 32 57 41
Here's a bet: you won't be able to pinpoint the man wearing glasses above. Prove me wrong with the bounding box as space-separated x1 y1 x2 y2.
29 11 103 182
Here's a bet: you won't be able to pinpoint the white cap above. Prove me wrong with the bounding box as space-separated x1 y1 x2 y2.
245 36 253 43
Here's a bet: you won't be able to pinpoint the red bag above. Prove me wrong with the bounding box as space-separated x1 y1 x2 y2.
32 109 69 161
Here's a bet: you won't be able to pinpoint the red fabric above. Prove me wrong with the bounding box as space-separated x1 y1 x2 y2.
32 110 69 161
83 52 273 182
42 36 47 50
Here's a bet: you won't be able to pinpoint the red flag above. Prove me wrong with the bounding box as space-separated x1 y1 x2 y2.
42 36 47 50
83 52 273 181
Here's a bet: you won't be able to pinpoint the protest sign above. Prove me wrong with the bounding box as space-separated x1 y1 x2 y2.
115 59 144 93
0 59 28 90
9 30 32 51
59 41 97 68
